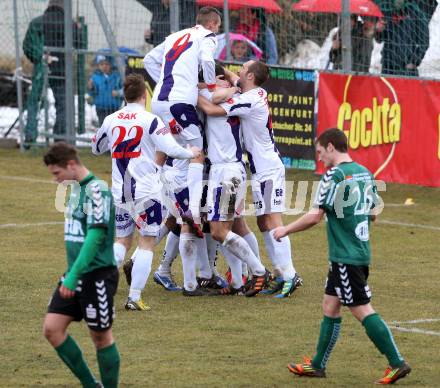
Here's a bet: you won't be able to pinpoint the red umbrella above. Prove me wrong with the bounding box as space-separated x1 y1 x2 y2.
292 0 383 17
196 0 282 13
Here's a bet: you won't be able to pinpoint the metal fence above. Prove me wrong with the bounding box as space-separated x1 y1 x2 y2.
1 0 439 149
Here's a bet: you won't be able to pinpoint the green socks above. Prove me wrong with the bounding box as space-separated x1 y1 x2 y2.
362 313 404 368
55 335 97 387
312 316 342 370
97 342 120 388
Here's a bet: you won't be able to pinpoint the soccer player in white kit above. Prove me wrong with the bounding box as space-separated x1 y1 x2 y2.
92 74 201 309
143 7 221 295
198 66 270 297
198 61 303 298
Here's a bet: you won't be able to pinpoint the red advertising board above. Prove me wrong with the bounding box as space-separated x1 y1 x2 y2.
317 72 440 187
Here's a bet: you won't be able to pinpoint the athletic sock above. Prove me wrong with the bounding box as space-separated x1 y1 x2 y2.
269 231 296 280
180 232 198 291
55 335 96 387
97 343 120 388
219 245 243 288
205 232 220 275
195 237 213 279
311 316 342 370
243 232 260 259
113 242 126 268
154 224 169 246
262 231 281 275
187 163 204 221
157 230 180 276
222 231 265 276
362 313 404 368
129 249 153 301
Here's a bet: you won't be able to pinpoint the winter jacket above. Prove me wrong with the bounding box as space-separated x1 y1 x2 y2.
376 2 430 76
88 70 123 110
23 5 79 76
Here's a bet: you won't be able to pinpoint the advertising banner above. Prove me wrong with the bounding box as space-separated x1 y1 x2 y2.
317 72 440 187
127 57 316 170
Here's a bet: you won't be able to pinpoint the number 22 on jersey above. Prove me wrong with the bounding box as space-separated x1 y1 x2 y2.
111 125 143 159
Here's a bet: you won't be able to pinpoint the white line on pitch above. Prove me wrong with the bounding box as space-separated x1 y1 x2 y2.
378 220 440 232
0 175 55 184
0 221 63 229
391 318 440 325
389 326 440 337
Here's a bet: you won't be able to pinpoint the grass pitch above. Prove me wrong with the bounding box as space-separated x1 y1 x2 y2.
0 148 439 387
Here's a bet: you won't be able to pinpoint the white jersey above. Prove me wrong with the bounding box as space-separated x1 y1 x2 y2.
143 25 217 106
91 102 193 204
222 87 283 174
199 89 244 165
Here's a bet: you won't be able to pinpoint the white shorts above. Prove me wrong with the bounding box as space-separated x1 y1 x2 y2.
151 100 201 141
207 162 247 222
251 167 286 216
115 196 163 238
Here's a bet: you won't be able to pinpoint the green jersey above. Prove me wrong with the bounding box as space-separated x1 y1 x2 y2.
64 173 115 273
313 162 379 266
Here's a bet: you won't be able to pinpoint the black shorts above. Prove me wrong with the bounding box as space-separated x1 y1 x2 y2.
48 266 119 332
325 262 371 306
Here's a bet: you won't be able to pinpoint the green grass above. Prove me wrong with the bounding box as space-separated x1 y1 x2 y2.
0 148 439 387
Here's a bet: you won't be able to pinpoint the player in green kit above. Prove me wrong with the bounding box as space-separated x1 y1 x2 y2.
273 128 411 385
42 142 120 387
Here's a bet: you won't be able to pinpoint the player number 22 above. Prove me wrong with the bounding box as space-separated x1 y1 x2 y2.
112 125 143 159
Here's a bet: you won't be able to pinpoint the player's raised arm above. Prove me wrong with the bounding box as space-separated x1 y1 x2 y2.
200 35 217 91
91 116 111 155
143 41 165 83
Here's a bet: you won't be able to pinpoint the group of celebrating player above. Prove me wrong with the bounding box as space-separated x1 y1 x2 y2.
92 6 302 310
41 6 412 387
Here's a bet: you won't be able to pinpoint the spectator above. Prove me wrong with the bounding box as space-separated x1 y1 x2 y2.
22 0 79 145
230 40 255 63
234 8 279 65
376 0 430 76
137 0 196 47
329 16 376 73
87 55 123 126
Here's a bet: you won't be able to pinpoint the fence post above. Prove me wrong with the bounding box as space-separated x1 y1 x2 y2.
341 0 352 71
224 0 231 61
64 0 75 144
170 0 180 33
13 0 25 151
92 0 125 80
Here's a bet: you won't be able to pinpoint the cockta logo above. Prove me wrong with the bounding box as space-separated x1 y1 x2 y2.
336 75 402 176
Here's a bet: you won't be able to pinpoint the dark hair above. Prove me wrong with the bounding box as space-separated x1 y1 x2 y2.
198 63 225 82
316 128 348 153
124 73 146 103
196 6 222 26
43 142 81 167
248 61 269 86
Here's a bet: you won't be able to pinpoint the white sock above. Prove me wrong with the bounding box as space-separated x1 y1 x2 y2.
157 231 180 276
187 163 204 221
179 233 198 291
243 232 260 259
263 231 281 276
268 231 296 280
113 242 126 268
129 249 153 301
205 232 220 275
155 224 169 246
241 262 249 278
243 232 261 276
223 231 265 276
219 245 243 288
195 237 213 279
